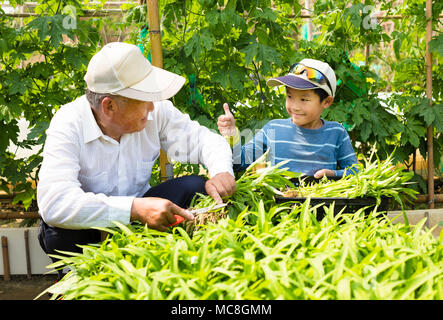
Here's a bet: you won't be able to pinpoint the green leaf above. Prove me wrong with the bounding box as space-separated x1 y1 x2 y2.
345 4 364 28
48 15 66 48
430 103 443 132
251 7 277 22
27 121 49 142
212 69 229 89
12 183 35 210
402 119 424 147
27 16 50 41
393 38 401 60
199 29 215 51
6 72 31 95
360 121 372 142
240 42 258 66
255 44 282 74
419 107 435 126
429 33 443 56
351 103 371 126
184 33 201 57
27 15 72 49
0 105 14 123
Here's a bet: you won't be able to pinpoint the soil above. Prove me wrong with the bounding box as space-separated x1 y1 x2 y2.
0 274 58 300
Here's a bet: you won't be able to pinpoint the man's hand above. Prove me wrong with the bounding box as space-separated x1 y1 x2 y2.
314 169 336 179
205 172 236 204
217 103 237 136
130 197 194 232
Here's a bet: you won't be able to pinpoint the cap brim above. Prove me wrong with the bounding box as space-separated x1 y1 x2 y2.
267 74 333 97
266 75 318 90
114 66 185 102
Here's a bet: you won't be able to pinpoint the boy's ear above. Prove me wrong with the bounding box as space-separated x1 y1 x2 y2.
322 96 334 109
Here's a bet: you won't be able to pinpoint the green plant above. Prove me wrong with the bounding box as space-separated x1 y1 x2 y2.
0 0 101 208
39 159 442 300
40 200 443 300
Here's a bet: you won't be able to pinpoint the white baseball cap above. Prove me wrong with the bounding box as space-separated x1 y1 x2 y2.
267 58 336 97
84 42 185 101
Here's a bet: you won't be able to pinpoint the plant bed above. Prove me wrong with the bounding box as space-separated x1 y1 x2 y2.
40 154 443 300
42 201 443 300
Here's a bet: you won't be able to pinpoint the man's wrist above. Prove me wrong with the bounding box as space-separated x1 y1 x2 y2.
130 197 141 222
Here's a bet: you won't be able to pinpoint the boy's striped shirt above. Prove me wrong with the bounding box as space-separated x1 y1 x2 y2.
232 118 358 176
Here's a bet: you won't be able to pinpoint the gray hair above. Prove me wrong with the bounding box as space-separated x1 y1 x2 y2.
85 89 125 109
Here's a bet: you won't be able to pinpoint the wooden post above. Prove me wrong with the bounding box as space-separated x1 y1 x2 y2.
304 0 312 41
24 229 32 279
147 0 173 181
2 236 11 281
147 0 163 68
0 211 41 219
425 0 434 209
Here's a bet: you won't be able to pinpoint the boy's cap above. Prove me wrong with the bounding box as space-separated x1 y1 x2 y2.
266 58 336 97
84 42 185 102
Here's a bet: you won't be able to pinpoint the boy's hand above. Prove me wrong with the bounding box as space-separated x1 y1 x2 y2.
314 169 335 179
217 103 236 136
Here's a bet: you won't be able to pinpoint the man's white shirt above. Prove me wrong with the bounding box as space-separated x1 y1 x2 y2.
37 96 233 229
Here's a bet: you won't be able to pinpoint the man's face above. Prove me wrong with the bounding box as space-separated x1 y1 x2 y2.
110 97 154 134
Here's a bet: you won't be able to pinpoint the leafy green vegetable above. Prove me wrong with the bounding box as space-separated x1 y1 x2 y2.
285 151 418 210
39 157 442 301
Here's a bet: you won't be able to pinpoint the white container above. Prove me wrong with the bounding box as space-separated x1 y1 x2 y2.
0 227 55 275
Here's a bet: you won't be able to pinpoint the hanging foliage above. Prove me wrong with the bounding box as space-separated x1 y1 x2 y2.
0 0 442 208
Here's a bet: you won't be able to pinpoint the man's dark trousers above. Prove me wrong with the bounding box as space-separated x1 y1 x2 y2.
38 175 207 279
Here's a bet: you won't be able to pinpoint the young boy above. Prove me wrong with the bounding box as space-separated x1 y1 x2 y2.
217 58 358 178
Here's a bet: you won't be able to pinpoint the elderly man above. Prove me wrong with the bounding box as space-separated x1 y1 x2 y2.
37 42 235 274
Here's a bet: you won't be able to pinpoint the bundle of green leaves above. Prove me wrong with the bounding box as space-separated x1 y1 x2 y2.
284 151 419 210
187 151 298 228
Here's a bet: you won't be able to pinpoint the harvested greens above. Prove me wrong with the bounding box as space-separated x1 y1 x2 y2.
283 152 418 210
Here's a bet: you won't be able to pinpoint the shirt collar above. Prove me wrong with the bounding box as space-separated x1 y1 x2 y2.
82 96 105 144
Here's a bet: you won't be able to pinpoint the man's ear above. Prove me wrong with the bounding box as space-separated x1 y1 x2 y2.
322 96 334 109
101 96 115 116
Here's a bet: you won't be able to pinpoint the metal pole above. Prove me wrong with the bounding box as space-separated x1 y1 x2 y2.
147 0 173 181
425 0 434 209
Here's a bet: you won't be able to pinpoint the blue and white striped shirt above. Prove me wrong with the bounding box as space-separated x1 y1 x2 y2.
233 118 358 176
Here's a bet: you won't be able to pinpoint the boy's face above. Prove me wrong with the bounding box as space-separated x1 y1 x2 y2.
285 87 333 129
